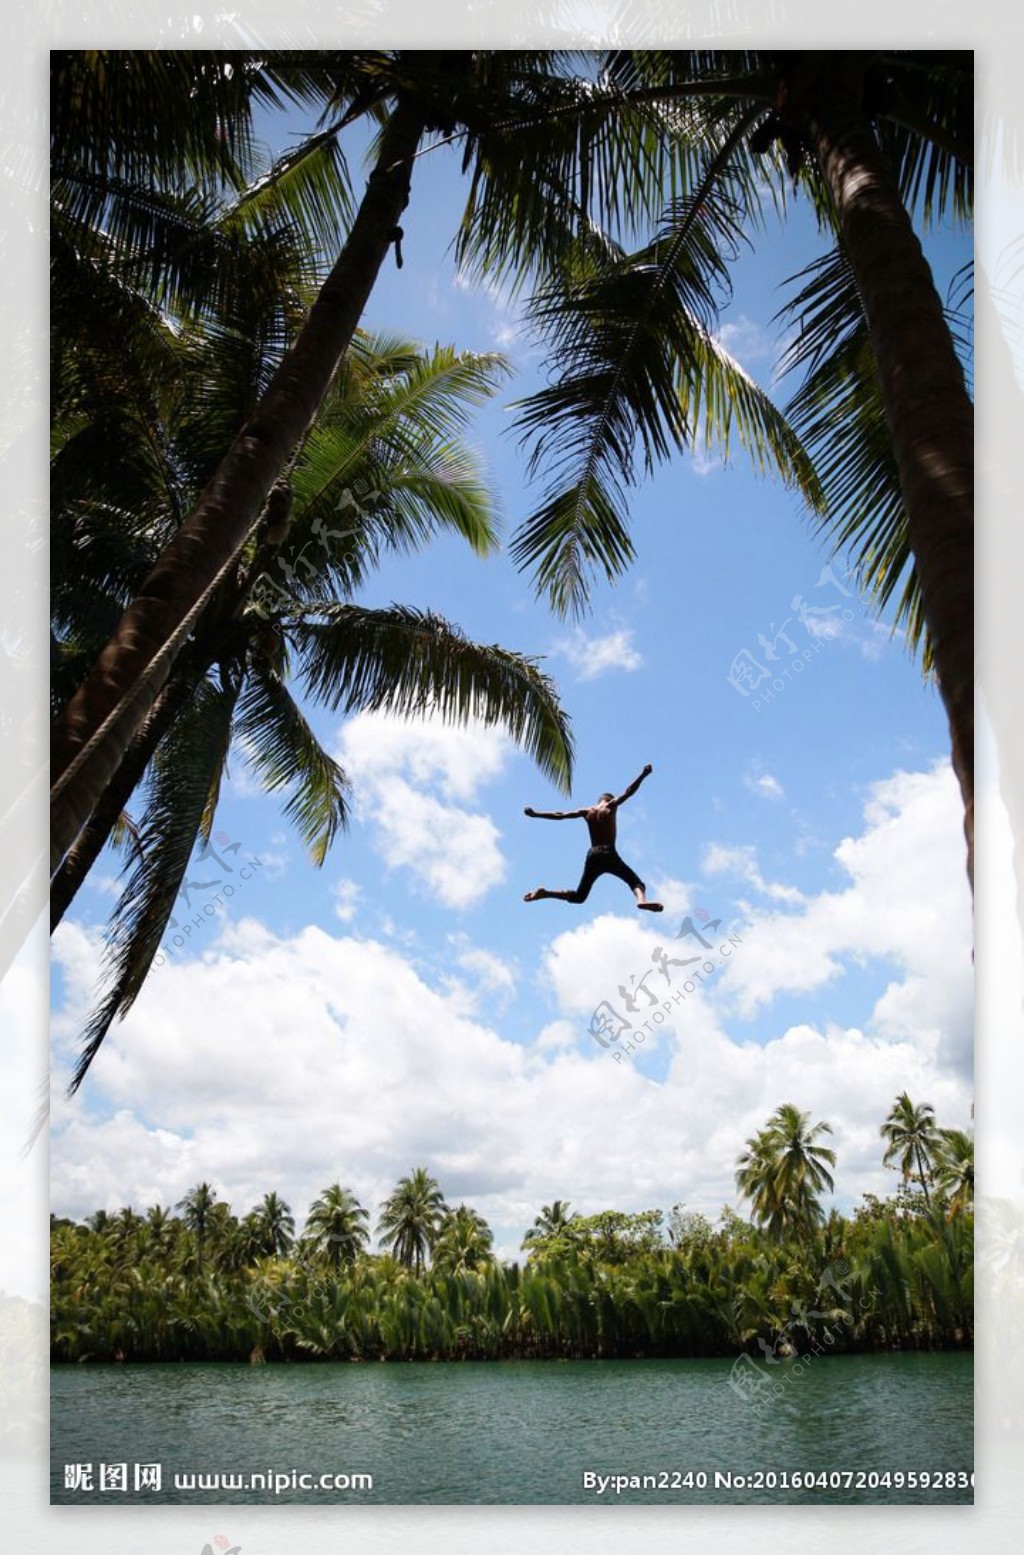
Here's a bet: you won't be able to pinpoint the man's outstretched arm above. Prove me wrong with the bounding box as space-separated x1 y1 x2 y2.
613 763 654 807
524 805 588 820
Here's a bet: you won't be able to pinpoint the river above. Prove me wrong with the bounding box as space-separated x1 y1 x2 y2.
51 1350 973 1505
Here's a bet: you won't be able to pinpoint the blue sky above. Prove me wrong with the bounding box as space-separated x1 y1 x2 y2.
50 90 974 1259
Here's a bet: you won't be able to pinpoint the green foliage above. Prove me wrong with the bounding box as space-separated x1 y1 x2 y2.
52 1117 973 1364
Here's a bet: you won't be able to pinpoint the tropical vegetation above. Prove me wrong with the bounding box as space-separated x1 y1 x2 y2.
51 1101 973 1364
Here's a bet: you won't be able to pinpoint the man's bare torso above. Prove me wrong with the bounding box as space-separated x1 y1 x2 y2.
584 802 617 848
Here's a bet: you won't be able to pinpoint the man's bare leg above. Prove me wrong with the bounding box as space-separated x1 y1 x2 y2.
633 885 663 913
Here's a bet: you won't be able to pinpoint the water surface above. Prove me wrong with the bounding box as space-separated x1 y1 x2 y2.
51 1351 973 1505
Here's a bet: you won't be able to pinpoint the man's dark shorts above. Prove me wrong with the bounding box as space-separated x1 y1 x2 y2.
570 845 644 903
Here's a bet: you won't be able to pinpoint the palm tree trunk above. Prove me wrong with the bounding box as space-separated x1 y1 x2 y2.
803 64 974 890
50 96 426 873
50 668 199 932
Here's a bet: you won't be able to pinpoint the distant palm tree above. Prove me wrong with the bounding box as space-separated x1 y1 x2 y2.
523 1200 577 1243
176 1181 217 1265
251 1192 295 1258
303 1184 370 1272
432 1205 495 1275
377 1169 448 1275
881 1093 940 1204
933 1128 974 1217
736 1104 835 1240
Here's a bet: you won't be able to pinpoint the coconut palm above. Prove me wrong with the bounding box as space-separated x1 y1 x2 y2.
508 49 973 884
53 317 574 1092
736 1103 836 1239
881 1092 940 1204
432 1205 495 1275
522 1199 579 1250
377 1168 448 1275
933 1128 974 1217
176 1181 218 1266
249 1192 295 1259
48 49 687 865
303 1184 370 1272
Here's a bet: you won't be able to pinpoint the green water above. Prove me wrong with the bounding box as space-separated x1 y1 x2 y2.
51 1351 973 1505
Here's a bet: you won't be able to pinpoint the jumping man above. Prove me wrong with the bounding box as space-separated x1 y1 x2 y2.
523 764 663 912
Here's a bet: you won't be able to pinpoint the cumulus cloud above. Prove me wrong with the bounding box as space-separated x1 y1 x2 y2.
335 710 512 908
710 764 974 1075
49 761 974 1244
745 770 785 802
554 626 643 681
331 877 361 923
702 842 805 905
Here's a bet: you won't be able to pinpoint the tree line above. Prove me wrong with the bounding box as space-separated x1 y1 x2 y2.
51 1096 973 1363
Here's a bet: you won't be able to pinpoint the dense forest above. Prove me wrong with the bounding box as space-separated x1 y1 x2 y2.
51 1098 973 1364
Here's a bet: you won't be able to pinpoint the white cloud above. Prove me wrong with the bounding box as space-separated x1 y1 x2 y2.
335 710 512 908
689 433 723 478
702 842 805 905
744 770 785 802
446 933 517 1006
554 626 643 681
49 761 975 1246
717 315 778 364
648 875 700 917
714 765 974 1073
332 877 361 923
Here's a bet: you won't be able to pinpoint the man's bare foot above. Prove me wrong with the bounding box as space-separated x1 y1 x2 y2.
638 901 664 912
524 889 545 902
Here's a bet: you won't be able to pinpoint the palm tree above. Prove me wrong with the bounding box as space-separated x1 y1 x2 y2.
250 1192 295 1259
303 1184 370 1272
49 51 677 865
881 1092 940 1205
53 320 574 1092
377 1168 448 1275
932 1128 974 1217
508 49 973 884
432 1205 495 1275
522 1199 578 1249
736 1103 836 1239
176 1181 217 1266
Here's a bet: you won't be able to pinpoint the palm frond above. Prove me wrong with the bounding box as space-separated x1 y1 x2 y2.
234 664 350 865
510 115 820 617
69 679 238 1093
225 122 354 259
774 242 972 667
289 603 574 793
